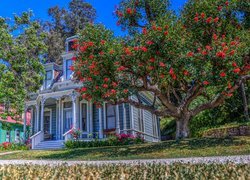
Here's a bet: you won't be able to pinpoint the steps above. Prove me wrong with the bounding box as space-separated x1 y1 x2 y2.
33 140 65 150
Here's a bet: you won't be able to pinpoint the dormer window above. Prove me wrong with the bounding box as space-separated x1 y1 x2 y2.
45 70 52 89
66 59 73 80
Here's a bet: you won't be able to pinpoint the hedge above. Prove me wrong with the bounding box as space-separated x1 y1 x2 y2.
0 163 249 179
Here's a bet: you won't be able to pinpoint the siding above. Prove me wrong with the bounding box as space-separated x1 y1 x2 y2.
143 110 154 141
93 104 99 133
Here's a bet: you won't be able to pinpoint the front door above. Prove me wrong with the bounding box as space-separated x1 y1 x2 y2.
44 111 51 135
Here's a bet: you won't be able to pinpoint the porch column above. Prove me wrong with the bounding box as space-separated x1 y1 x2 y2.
99 107 103 138
123 104 127 133
71 92 77 129
116 105 120 134
89 102 93 134
40 98 46 132
57 98 62 139
23 106 28 142
36 103 40 132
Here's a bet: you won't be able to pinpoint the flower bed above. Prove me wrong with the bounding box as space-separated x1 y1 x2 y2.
65 133 144 149
0 142 29 151
0 163 249 179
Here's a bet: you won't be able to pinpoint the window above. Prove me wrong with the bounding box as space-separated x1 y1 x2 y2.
152 116 158 137
45 70 52 89
66 59 73 80
15 129 20 143
6 131 10 142
106 104 116 129
63 102 72 133
67 41 75 52
138 109 144 132
81 103 87 131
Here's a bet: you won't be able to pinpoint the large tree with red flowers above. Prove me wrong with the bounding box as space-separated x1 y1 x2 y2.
72 0 250 139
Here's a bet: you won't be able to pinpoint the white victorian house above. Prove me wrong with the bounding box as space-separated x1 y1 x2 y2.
25 36 161 149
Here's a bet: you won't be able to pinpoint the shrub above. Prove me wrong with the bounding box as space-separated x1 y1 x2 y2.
0 163 249 179
65 133 145 149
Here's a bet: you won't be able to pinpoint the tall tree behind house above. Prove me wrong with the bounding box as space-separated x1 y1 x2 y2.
44 0 96 64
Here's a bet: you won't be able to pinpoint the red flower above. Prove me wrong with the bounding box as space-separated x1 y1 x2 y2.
164 31 169 36
216 51 226 59
220 72 226 77
142 28 147 35
101 40 106 45
141 46 148 52
203 81 209 85
104 77 109 82
159 62 166 67
233 68 240 74
206 45 212 51
201 13 205 19
124 48 132 55
218 6 223 11
126 8 133 15
112 82 118 87
202 51 208 56
213 34 218 40
116 11 123 17
117 66 126 71
230 41 237 46
187 52 194 57
221 42 226 47
102 84 108 88
225 1 229 6
80 45 88 52
228 82 232 89
81 87 87 92
111 89 117 94
194 17 199 22
183 70 189 76
88 42 94 46
149 57 155 62
89 54 94 59
229 50 235 56
206 17 212 23
171 74 177 80
214 17 219 23
72 57 77 61
69 66 74 71
157 27 162 31
109 50 115 55
99 51 104 56
146 41 154 45
148 66 154 70
232 62 237 67
169 67 174 75
123 89 128 94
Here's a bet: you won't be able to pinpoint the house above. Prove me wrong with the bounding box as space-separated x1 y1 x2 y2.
25 36 161 149
0 105 31 144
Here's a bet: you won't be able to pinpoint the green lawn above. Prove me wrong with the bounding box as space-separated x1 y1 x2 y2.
1 136 250 160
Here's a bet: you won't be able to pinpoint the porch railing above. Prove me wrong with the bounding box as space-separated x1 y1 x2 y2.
30 131 44 149
63 129 72 142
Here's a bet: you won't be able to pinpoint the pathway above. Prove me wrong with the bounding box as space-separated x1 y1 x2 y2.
0 155 249 166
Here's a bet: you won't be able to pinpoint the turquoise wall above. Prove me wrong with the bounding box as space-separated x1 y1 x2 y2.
0 122 24 144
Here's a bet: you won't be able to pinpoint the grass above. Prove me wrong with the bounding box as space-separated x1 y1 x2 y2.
1 136 249 161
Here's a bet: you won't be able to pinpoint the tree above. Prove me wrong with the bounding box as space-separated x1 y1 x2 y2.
72 0 250 139
44 0 96 64
0 12 47 120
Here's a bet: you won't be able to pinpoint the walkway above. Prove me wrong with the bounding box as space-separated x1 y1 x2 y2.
0 155 249 166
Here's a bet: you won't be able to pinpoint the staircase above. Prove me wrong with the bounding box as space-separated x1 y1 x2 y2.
33 140 65 150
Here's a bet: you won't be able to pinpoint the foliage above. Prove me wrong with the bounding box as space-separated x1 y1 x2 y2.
0 142 29 151
0 11 47 119
65 133 144 149
0 163 249 179
69 128 82 140
72 0 250 139
2 137 249 160
44 0 96 64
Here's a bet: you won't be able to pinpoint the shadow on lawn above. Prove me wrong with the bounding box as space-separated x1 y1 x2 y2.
37 137 247 160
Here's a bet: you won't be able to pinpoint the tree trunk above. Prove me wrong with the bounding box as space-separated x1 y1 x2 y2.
175 115 191 140
241 82 250 121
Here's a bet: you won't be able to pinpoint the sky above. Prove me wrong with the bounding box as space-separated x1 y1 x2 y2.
0 0 187 36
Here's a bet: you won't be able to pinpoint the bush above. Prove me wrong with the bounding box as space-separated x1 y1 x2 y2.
0 142 29 151
65 133 145 149
0 163 249 179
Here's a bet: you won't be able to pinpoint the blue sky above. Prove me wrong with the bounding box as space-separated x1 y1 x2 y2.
0 0 187 36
